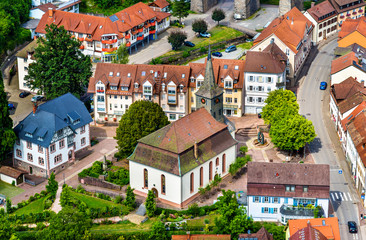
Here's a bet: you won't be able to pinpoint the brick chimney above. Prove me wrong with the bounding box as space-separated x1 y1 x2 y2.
49 8 53 18
33 102 38 115
311 2 315 7
194 142 198 159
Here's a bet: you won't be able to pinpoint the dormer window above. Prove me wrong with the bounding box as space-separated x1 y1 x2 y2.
182 74 185 78
109 72 113 76
38 136 44 141
234 65 239 70
179 85 184 91
224 65 228 69
25 132 33 138
134 83 139 88
164 72 167 78
142 71 146 76
190 78 195 83
110 86 118 90
121 86 128 91
116 72 120 77
224 80 233 89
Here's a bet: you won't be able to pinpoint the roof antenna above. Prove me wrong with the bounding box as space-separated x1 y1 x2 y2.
207 45 211 61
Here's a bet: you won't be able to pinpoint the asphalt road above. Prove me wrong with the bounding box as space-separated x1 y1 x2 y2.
298 40 362 240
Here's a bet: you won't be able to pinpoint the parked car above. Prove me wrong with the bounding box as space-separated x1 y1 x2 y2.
199 32 211 38
225 45 237 53
184 41 195 47
258 113 262 118
320 81 327 90
212 52 222 57
31 95 45 102
19 91 30 98
348 221 357 233
8 103 15 110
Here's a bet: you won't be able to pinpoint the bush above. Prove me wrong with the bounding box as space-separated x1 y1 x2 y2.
200 47 207 53
114 195 123 204
188 203 200 217
150 57 162 65
105 168 129 186
182 51 191 58
28 196 35 202
76 184 86 193
34 193 40 199
12 180 15 186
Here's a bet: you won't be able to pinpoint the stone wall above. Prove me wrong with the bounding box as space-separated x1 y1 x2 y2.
279 0 303 16
78 176 122 190
190 0 218 13
14 158 70 178
234 0 260 19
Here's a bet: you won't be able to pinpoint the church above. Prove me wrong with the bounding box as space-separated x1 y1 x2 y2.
128 51 238 208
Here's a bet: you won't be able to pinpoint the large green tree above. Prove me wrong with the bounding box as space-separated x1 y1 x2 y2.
25 24 92 99
123 186 136 208
192 19 208 34
171 0 190 23
0 215 14 239
0 72 16 163
37 207 92 240
113 44 129 64
145 190 156 217
94 0 120 9
262 89 298 125
149 221 168 240
115 100 169 159
212 8 225 25
168 30 187 50
46 172 59 197
270 114 316 151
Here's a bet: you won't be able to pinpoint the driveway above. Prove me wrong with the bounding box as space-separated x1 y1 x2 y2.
191 48 246 64
235 5 279 31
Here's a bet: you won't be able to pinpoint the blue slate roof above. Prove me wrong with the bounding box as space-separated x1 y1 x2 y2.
14 93 93 148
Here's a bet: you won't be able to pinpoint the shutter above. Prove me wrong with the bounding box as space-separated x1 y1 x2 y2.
270 197 273 203
284 198 288 204
270 208 273 214
261 207 264 213
253 197 255 203
259 197 261 203
262 197 265 202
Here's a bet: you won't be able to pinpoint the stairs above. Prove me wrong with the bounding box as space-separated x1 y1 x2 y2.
236 127 257 137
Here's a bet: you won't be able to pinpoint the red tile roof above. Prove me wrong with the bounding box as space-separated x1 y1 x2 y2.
338 16 366 39
238 227 273 240
329 0 366 14
32 3 57 12
307 0 336 23
341 101 366 130
253 7 314 53
330 52 360 75
337 91 366 114
288 218 341 240
149 0 170 9
347 111 366 167
331 76 365 101
172 234 231 240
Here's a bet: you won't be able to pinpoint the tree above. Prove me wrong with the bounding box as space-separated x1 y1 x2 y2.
5 198 12 214
37 207 92 240
0 72 16 163
262 89 298 125
269 114 316 151
149 221 168 240
94 0 120 9
168 30 187 50
0 215 14 239
124 186 136 208
145 190 156 217
113 44 129 64
171 0 190 23
60 185 72 207
212 8 225 25
46 172 59 197
115 100 169 159
192 19 208 34
25 24 92 99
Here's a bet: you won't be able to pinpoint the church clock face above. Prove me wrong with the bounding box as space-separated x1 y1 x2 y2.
201 98 206 104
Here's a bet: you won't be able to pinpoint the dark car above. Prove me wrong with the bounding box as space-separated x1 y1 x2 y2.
258 113 262 118
225 45 237 53
212 52 222 57
348 221 357 233
184 41 195 47
8 103 15 110
320 81 327 90
19 91 30 98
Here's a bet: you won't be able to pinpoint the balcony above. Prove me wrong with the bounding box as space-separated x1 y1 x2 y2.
85 37 93 42
102 39 117 44
280 205 324 219
102 47 117 52
125 34 131 39
137 36 144 41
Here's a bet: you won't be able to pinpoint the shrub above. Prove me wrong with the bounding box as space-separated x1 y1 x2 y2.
40 190 47 197
198 187 206 195
239 146 248 154
76 184 86 193
105 168 129 186
150 57 162 65
200 47 207 53
12 180 15 186
28 196 35 202
204 218 210 224
188 203 200 217
198 208 206 216
182 51 191 58
35 222 46 231
34 193 40 199
114 195 123 204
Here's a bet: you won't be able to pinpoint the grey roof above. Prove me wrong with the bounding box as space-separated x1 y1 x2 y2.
14 93 92 148
195 52 223 99
21 19 41 30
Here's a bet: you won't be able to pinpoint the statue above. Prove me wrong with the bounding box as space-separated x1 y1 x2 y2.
257 130 265 145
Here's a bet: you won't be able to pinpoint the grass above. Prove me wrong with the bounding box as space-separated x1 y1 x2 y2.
91 219 157 233
13 196 48 215
0 181 24 199
187 214 219 227
237 42 253 50
260 0 279 4
70 191 122 209
79 0 149 16
161 26 244 57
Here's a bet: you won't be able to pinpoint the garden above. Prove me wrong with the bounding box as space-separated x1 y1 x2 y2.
0 181 24 199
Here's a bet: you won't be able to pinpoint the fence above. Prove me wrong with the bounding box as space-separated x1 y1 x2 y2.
78 176 122 191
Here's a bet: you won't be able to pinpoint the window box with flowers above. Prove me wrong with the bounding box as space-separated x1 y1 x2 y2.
359 9 363 13
346 13 351 17
340 15 345 19
352 11 357 15
105 117 108 121
113 117 117 122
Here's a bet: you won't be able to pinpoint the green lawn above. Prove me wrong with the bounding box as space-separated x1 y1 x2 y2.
237 42 253 50
260 0 279 4
91 219 157 233
162 26 244 57
70 191 122 209
12 196 48 215
0 181 24 199
187 214 219 227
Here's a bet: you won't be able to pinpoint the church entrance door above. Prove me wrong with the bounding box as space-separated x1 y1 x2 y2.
152 188 158 198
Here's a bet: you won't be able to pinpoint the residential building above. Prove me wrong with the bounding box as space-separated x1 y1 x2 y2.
35 1 170 62
337 16 366 48
0 166 25 186
13 93 93 177
247 162 330 224
21 19 40 39
31 0 80 18
328 0 365 28
172 234 231 240
87 63 191 122
304 1 338 44
128 108 237 208
286 217 341 240
149 0 170 12
238 227 274 240
16 40 38 93
330 51 366 86
244 42 288 114
334 43 366 58
251 7 314 82
188 58 245 117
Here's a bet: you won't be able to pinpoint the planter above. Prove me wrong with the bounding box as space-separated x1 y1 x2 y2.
105 117 108 121
137 36 144 41
79 45 84 50
85 37 93 42
113 118 117 122
138 28 144 33
352 11 357 15
125 34 131 39
340 15 345 19
359 9 363 13
150 22 156 26
126 42 131 47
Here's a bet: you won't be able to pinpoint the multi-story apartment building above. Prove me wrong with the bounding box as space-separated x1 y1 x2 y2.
252 7 313 83
244 42 288 114
35 1 170 62
304 1 338 44
247 162 330 224
328 0 365 28
13 93 92 178
88 63 190 122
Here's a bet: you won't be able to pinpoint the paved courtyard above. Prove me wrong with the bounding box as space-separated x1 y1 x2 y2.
235 5 279 31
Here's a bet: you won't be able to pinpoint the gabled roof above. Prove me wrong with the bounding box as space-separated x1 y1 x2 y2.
14 93 92 148
329 0 366 13
331 51 362 75
347 111 366 167
238 227 274 240
247 162 330 187
16 40 38 59
338 16 366 39
31 2 57 12
172 234 231 240
288 217 341 240
338 91 366 114
341 101 366 130
253 7 314 54
306 0 336 23
149 0 170 9
0 166 26 179
245 42 287 74
331 76 365 101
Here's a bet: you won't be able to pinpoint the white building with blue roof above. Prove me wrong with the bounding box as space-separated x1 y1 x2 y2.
13 93 93 178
